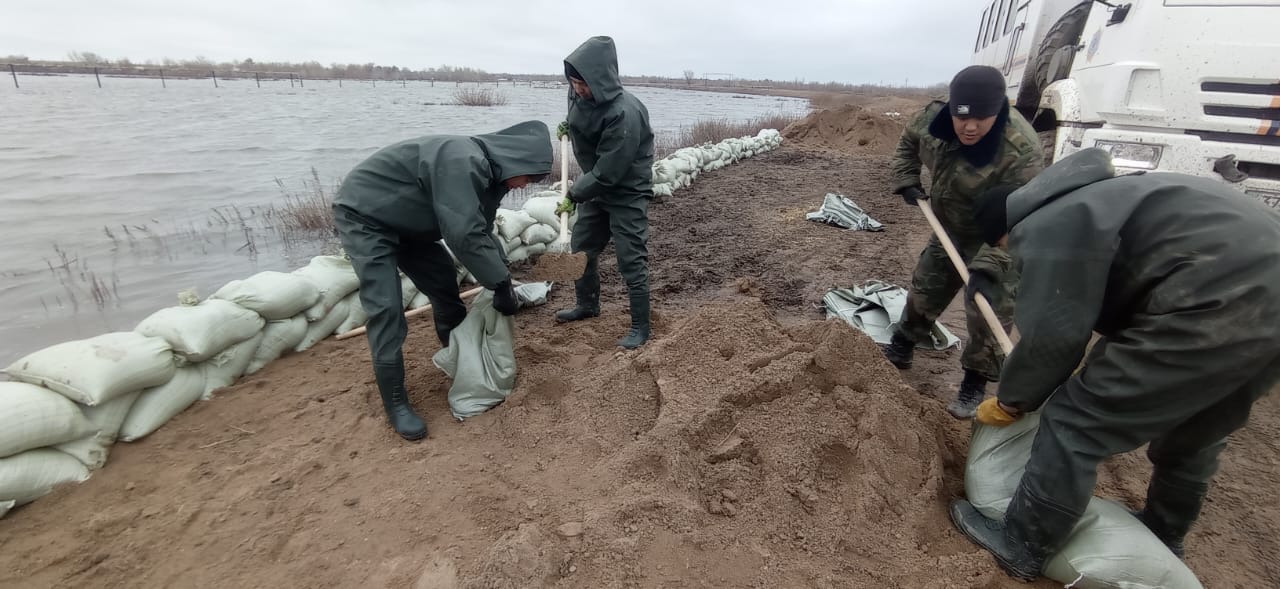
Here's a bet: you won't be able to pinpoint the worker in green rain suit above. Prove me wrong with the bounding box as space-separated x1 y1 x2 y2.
333 120 552 441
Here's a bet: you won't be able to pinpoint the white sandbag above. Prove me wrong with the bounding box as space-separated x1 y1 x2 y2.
433 290 516 420
53 391 140 470
514 282 553 308
653 183 674 198
5 332 177 406
119 366 206 442
652 160 681 185
0 449 91 505
495 209 538 242
966 415 1204 589
0 382 97 458
524 242 548 256
0 500 12 519
201 331 265 398
210 271 321 320
336 291 368 334
409 291 432 310
503 235 522 255
507 246 532 264
135 299 265 362
293 255 360 321
296 298 349 352
247 315 308 374
520 223 558 246
522 196 564 232
401 275 419 311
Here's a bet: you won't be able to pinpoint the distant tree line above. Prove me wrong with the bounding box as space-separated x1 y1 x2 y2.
2 52 946 93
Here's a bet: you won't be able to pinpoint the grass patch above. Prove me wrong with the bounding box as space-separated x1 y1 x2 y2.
452 87 509 106
655 111 804 156
273 168 337 233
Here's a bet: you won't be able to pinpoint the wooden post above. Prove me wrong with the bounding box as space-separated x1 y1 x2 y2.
430 79 434 87
211 70 218 88
372 78 376 87
94 67 101 88
338 78 342 88
159 68 166 88
401 78 406 87
9 64 17 89
255 72 260 88
299 76 304 88
289 73 294 88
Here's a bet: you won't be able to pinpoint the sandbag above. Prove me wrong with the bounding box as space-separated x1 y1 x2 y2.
966 415 1205 589
296 298 350 352
653 183 674 198
523 242 547 257
432 290 516 420
336 291 368 334
53 391 141 470
409 291 432 310
0 382 97 458
0 448 91 506
293 255 360 321
0 500 12 519
201 331 266 398
507 246 531 264
119 366 206 442
401 275 420 310
210 271 321 320
520 223 558 246
135 299 264 362
5 332 177 406
521 196 562 232
247 315 308 375
495 209 538 242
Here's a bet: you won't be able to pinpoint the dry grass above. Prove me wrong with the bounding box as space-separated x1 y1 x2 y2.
273 168 336 233
452 87 509 107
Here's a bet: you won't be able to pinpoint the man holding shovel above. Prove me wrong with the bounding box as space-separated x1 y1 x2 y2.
950 148 1280 581
332 120 553 441
882 65 1043 419
554 35 656 350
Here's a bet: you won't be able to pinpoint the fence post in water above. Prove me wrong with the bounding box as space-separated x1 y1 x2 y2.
402 78 406 87
289 73 294 88
299 76 304 88
159 68 166 88
211 70 218 88
255 72 260 88
94 67 102 88
9 64 17 89
338 77 342 88
430 79 434 87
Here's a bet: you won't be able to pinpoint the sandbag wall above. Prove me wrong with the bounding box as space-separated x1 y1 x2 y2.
0 128 785 518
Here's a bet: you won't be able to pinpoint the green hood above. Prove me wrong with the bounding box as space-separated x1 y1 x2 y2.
472 120 553 183
565 36 624 104
1006 147 1115 230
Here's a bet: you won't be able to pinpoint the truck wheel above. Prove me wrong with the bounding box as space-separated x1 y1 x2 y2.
1016 1 1092 110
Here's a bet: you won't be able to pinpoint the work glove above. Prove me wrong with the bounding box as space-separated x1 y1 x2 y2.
975 398 1021 427
556 121 570 140
964 269 1000 307
555 197 575 216
898 185 928 207
492 279 519 316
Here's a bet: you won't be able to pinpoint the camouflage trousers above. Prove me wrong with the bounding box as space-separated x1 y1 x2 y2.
896 237 1017 381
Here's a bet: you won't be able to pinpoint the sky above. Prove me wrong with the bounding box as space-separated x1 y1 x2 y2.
0 0 984 86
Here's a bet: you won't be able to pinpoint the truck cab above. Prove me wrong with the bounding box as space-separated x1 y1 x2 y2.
972 0 1280 209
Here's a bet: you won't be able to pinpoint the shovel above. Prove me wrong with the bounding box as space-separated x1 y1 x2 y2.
917 200 1014 356
525 135 588 282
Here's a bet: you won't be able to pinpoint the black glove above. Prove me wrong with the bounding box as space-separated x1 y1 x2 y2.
567 188 592 204
965 270 1000 306
899 186 928 207
492 279 519 316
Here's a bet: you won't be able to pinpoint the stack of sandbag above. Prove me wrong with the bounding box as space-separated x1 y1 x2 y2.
290 255 360 350
651 128 784 197
2 331 177 508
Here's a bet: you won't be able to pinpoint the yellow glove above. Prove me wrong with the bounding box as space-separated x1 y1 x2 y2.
556 121 570 140
555 198 575 216
976 398 1020 427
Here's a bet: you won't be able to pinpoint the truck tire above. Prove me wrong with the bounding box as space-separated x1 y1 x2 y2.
1016 1 1092 112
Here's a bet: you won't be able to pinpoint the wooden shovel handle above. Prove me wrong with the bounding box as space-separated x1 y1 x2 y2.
333 286 485 341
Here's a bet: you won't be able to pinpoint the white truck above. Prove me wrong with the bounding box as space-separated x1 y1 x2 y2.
971 0 1280 209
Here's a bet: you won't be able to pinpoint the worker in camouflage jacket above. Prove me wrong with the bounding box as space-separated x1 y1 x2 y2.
333 121 552 441
951 148 1280 582
883 65 1043 419
554 36 657 350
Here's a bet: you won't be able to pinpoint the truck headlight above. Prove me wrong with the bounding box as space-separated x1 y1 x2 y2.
1094 140 1164 170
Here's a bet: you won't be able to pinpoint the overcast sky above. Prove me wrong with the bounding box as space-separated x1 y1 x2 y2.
1 0 983 85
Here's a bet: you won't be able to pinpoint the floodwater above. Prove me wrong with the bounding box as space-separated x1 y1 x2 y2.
0 74 808 365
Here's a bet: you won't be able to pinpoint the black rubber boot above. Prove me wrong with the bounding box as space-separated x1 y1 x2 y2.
374 364 427 441
950 486 1079 582
555 268 601 323
881 332 915 369
948 370 988 419
617 291 651 349
1134 472 1205 559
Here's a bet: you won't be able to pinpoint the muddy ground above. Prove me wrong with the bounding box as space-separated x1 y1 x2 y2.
1 110 1277 588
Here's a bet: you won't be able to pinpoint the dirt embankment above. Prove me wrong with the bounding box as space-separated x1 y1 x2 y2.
1 103 1276 589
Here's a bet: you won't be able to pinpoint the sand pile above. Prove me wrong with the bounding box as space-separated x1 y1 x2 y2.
456 298 1021 588
785 104 908 155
